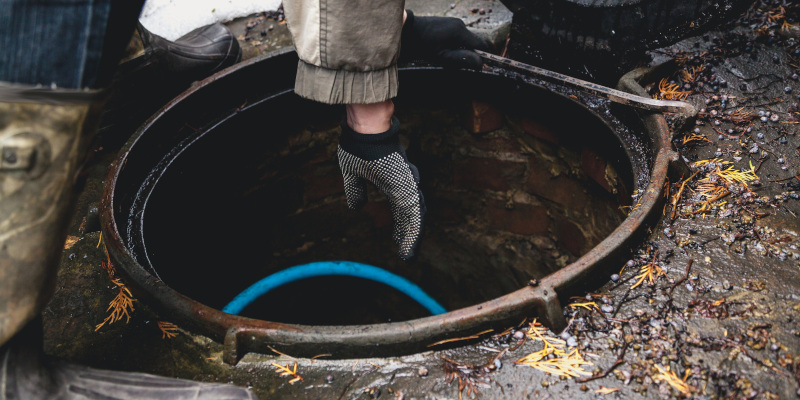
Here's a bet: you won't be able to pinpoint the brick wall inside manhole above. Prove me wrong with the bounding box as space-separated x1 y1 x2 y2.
122 63 634 327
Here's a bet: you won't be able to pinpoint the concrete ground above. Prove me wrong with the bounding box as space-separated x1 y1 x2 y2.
42 1 800 399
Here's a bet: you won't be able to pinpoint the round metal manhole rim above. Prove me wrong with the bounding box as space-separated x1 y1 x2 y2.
100 48 677 362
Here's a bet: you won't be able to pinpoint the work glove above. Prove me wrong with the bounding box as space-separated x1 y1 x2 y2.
338 117 426 260
400 9 492 70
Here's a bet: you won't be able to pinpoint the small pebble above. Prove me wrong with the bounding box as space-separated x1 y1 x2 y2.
601 304 614 313
626 259 636 268
778 157 785 164
780 137 789 144
757 132 765 139
770 343 780 351
418 367 428 377
770 114 780 122
786 86 793 94
513 330 525 340
761 116 769 122
610 274 620 282
566 337 578 347
326 375 334 383
494 359 502 369
723 281 733 290
792 73 799 81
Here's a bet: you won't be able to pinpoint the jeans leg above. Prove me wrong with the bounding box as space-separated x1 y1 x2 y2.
0 0 144 89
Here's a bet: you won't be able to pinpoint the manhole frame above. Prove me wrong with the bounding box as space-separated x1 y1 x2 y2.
100 48 682 364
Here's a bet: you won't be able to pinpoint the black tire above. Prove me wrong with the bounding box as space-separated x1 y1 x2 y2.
502 0 755 55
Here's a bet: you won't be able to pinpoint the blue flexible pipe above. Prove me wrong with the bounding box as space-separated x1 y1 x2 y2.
222 261 447 316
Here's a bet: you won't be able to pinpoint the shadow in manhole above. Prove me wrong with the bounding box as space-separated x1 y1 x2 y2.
132 69 632 326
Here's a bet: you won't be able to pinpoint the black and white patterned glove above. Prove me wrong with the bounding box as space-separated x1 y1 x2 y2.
338 117 426 260
401 9 492 70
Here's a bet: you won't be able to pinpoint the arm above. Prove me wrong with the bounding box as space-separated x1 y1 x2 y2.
284 3 488 259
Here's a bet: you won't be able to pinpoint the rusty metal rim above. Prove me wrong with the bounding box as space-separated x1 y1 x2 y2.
100 48 679 362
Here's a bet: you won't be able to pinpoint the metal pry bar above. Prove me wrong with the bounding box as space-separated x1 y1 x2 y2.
475 50 697 117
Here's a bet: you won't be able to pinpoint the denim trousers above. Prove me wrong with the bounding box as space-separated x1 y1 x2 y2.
0 0 144 89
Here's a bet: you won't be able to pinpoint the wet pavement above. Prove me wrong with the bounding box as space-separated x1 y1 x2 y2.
43 1 800 399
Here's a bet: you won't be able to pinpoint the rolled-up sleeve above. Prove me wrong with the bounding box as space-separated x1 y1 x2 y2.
284 0 404 104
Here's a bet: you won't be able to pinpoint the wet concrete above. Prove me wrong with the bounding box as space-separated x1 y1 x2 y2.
42 1 800 399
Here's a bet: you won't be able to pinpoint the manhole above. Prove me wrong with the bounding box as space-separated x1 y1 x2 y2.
101 48 678 362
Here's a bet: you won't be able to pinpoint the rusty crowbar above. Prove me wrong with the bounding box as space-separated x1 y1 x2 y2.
476 50 697 119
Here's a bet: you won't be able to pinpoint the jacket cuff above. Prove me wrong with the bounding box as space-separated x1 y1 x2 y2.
294 60 398 105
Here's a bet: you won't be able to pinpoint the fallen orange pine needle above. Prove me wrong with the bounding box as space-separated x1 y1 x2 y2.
595 386 620 394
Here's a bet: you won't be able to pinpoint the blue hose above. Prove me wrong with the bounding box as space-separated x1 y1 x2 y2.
222 261 447 316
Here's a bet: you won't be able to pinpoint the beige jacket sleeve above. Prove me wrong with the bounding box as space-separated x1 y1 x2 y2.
283 0 405 105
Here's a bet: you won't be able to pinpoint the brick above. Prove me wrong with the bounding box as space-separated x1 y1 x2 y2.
464 101 503 134
454 158 526 192
556 219 586 256
472 134 522 153
487 200 550 236
527 168 589 211
517 117 559 145
581 148 613 193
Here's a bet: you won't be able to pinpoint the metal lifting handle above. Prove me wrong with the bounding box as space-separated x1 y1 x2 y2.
476 50 697 118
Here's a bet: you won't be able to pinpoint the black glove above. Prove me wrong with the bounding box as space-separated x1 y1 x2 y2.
400 9 492 70
338 117 426 260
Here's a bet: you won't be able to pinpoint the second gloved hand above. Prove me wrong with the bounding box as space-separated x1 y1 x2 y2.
338 117 426 260
401 9 492 70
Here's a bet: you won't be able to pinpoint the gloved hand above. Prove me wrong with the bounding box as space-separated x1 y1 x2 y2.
400 9 492 70
338 117 426 260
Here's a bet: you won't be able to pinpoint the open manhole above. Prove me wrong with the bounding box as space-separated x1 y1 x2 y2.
101 48 678 362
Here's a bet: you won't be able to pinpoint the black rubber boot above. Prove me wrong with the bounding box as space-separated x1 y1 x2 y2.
0 323 257 400
136 22 242 81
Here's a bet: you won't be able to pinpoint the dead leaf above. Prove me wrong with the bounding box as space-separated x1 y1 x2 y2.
64 235 80 249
